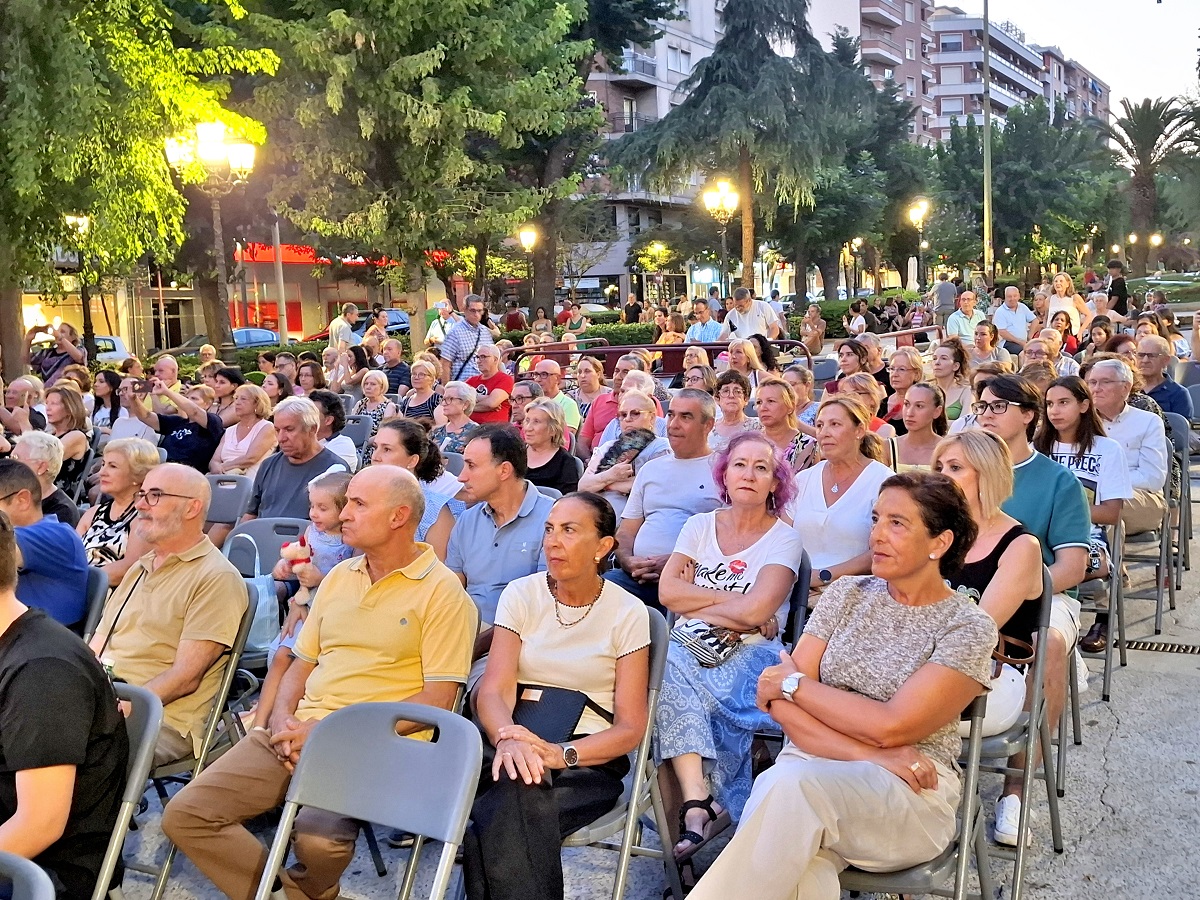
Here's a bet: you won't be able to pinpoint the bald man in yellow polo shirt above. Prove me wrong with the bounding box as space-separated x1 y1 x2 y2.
162 466 478 900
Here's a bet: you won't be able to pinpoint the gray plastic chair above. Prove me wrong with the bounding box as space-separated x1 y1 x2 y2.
69 446 97 504
156 448 168 464
443 452 465 476
340 393 356 414
1163 411 1192 585
342 415 372 450
537 486 562 500
205 475 254 526
840 693 993 900
811 357 839 383
223 517 309 579
91 684 164 900
560 608 676 900
0 852 55 900
572 455 585 483
974 567 1062 900
81 566 110 642
252 703 483 900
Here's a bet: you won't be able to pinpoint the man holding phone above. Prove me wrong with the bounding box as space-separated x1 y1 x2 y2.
22 324 86 388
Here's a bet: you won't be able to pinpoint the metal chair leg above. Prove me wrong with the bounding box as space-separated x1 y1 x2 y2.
361 823 387 877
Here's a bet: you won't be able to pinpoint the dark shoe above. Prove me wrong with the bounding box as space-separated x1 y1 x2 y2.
387 829 416 849
1079 620 1108 654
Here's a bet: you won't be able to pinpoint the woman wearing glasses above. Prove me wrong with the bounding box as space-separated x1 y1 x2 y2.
430 382 479 454
670 347 712 389
681 365 718 395
396 360 442 422
709 370 761 452
578 390 669 516
882 347 924 435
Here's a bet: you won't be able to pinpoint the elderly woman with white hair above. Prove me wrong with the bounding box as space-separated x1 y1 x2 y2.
578 389 669 516
11 431 79 527
351 370 400 436
431 381 480 454
76 437 161 584
596 370 665 445
523 398 579 495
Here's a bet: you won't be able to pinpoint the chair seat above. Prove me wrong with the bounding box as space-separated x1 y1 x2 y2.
840 838 960 892
977 713 1033 759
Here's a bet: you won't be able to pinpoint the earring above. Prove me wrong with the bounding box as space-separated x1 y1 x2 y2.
929 553 938 560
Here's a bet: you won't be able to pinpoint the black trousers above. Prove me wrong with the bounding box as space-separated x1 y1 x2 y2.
463 752 629 900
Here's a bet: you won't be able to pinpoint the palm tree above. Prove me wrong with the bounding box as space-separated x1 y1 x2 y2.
1096 98 1196 276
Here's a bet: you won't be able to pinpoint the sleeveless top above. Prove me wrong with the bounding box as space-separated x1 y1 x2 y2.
951 524 1040 641
82 497 138 566
214 418 273 478
352 398 392 435
57 435 90 499
398 392 441 421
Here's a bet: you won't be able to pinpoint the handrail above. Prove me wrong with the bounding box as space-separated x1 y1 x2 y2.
508 339 812 378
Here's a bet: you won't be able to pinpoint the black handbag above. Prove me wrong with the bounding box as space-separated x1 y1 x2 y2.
512 684 613 744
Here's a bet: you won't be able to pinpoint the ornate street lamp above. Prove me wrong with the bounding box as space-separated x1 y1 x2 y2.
518 225 537 302
908 199 930 289
165 122 255 359
703 179 739 297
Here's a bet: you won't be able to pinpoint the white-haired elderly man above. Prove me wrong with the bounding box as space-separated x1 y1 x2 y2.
1038 328 1080 377
245 397 349 523
12 431 80 527
1084 359 1169 536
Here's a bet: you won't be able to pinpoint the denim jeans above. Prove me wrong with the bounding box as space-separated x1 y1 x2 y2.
603 567 664 614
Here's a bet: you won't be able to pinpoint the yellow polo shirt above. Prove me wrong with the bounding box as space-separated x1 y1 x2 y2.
96 537 246 752
292 545 478 727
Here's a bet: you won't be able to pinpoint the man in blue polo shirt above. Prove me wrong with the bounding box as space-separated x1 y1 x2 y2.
685 299 723 343
0 459 88 631
975 374 1090 849
1138 335 1193 418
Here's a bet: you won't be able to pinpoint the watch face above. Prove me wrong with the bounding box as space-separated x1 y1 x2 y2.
563 745 579 767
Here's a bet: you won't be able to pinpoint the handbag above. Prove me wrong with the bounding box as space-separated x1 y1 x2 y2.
511 684 613 744
228 533 285 657
670 619 745 668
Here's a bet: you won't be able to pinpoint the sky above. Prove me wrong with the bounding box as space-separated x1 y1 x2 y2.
953 0 1200 106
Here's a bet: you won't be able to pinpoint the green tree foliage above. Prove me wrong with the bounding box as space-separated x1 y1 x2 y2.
0 0 275 377
612 0 856 287
1095 97 1197 276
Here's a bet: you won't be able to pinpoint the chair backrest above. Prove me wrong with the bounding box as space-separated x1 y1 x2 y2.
157 447 168 464
443 451 465 476
340 393 355 414
286 703 483 845
1177 362 1200 389
572 455 585 482
1163 411 1190 458
1187 383 1200 423
811 358 839 382
223 517 309 578
91 684 164 900
783 549 813 647
81 566 109 643
69 446 96 504
342 416 372 450
0 852 56 900
205 474 254 526
644 606 669 696
537 486 562 500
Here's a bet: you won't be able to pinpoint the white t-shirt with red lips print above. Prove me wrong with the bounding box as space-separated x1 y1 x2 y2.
672 511 804 646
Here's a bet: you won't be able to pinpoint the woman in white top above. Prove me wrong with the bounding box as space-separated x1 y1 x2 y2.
1049 272 1092 336
726 338 766 395
657 432 802 869
787 396 893 590
466 493 650 900
209 384 276 478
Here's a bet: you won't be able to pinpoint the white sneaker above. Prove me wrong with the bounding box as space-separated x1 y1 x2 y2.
1074 649 1090 695
993 795 1031 847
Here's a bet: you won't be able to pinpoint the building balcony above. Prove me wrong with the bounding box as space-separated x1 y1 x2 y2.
605 112 659 136
861 0 903 28
930 79 1024 109
609 53 658 87
862 36 903 66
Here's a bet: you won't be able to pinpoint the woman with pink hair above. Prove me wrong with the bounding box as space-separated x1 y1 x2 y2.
654 431 804 876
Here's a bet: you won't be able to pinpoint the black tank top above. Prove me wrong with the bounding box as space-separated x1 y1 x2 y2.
952 524 1040 641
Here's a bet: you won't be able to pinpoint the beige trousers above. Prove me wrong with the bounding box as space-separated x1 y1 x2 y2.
687 747 960 900
153 724 195 767
1122 488 1167 536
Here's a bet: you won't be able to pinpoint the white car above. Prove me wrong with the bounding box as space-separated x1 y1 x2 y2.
30 333 130 363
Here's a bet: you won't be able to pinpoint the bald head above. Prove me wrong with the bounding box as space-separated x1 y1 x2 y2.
132 463 211 548
339 465 425 552
1037 328 1063 357
533 359 562 396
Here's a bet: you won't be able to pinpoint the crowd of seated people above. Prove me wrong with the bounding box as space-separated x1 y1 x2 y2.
2 278 1189 900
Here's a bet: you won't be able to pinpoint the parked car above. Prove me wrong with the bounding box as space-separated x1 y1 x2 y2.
30 333 130 363
155 328 284 356
303 308 410 343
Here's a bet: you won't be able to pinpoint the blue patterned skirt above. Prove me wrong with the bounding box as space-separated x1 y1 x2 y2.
654 638 782 821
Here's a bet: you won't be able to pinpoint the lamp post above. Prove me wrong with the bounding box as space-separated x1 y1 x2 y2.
703 179 739 298
165 122 255 362
518 225 537 307
63 214 97 360
1150 233 1163 271
909 199 929 289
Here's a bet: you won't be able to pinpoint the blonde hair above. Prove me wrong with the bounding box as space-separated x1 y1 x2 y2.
46 384 88 434
729 338 765 372
618 389 657 416
361 370 389 393
234 383 272 419
525 397 567 448
683 346 710 368
837 372 885 411
930 429 1014 520
816 395 885 462
889 346 924 376
1052 272 1077 297
103 437 161 484
309 470 353 512
411 359 438 380
756 377 799 431
187 384 217 406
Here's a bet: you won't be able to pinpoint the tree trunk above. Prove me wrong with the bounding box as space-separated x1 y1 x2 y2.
531 225 558 319
195 273 230 354
473 234 489 296
793 242 809 299
816 256 840 308
867 244 882 296
1129 172 1155 278
0 270 24 383
402 263 428 350
739 145 754 288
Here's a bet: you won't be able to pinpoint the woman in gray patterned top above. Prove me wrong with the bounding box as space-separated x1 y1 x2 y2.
688 472 997 900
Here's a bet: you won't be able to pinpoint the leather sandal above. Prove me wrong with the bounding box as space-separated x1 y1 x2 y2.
674 795 731 864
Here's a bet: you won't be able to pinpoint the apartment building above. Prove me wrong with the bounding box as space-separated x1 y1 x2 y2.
927 7 1045 140
1035 44 1111 124
859 0 937 143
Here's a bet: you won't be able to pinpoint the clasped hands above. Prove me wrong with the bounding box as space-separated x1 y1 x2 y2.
266 714 318 772
491 724 565 785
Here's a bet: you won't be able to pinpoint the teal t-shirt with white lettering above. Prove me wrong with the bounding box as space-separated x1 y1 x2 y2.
1002 451 1091 568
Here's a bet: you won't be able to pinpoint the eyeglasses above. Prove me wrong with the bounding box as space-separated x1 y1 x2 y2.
887 366 916 374
465 307 485 315
683 375 705 384
133 489 196 507
530 372 553 379
1086 379 1120 389
970 400 1015 416
1023 349 1048 358
618 410 650 419
0 491 20 504
717 388 745 398
1135 352 1164 360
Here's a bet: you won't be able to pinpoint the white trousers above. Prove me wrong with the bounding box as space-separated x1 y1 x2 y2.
687 747 960 900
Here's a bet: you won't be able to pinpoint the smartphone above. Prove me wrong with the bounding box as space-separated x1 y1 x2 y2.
130 378 152 396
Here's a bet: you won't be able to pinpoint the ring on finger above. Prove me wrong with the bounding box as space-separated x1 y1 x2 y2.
909 762 922 774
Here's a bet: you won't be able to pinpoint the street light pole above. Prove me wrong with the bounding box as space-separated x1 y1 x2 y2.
63 214 97 360
908 199 930 290
703 179 739 299
981 0 994 283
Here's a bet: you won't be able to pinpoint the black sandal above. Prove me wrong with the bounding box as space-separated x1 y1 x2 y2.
674 795 731 864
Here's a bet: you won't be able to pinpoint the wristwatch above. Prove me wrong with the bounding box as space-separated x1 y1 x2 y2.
781 671 806 702
818 568 833 586
561 744 580 768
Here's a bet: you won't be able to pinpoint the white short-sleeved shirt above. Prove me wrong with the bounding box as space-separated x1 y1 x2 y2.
785 460 893 571
495 574 651 735
1050 437 1133 505
991 304 1036 341
673 512 803 641
721 300 778 339
623 455 723 558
